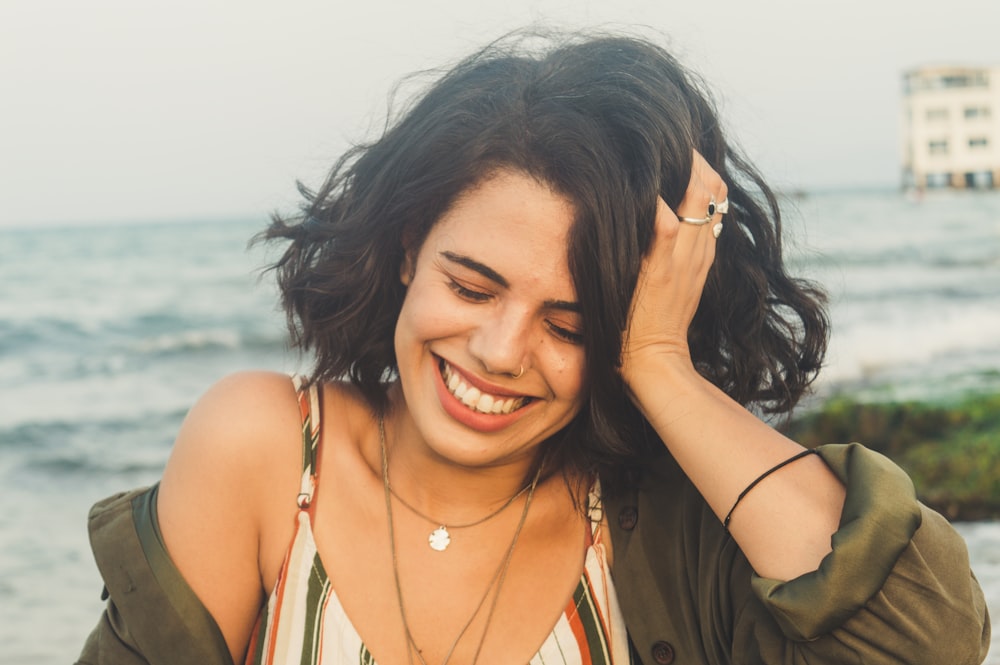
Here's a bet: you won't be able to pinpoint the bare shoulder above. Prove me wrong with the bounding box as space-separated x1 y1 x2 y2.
160 371 302 510
157 370 302 663
158 370 303 549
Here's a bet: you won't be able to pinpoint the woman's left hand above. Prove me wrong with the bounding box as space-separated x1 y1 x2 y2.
620 150 728 389
619 154 845 582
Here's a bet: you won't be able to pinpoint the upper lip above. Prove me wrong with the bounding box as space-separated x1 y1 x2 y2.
436 355 530 399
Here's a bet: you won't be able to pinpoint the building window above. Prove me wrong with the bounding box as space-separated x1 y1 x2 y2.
928 140 949 155
965 171 994 189
926 108 949 121
965 106 991 119
968 137 989 149
939 73 988 88
926 173 952 188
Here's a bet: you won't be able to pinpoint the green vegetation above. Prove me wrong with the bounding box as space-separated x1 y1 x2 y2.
781 393 1000 521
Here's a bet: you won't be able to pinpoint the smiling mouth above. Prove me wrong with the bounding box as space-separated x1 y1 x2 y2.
439 360 531 415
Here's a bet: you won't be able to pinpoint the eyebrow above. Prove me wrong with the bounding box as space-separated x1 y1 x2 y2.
439 251 581 313
441 251 507 287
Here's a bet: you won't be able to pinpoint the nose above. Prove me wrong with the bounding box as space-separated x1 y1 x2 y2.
468 305 531 378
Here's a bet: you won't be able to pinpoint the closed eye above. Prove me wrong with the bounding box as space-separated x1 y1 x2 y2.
546 321 584 345
448 279 491 302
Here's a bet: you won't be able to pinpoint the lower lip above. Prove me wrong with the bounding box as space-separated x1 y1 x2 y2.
433 361 532 433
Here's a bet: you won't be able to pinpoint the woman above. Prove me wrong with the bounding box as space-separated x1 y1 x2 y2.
78 32 989 664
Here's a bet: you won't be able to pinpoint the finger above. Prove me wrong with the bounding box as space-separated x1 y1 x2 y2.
652 195 714 291
642 197 681 280
696 151 729 241
675 156 717 235
674 159 725 274
677 151 728 225
693 150 728 208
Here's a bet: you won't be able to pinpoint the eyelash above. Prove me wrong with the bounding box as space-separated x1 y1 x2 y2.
546 322 584 345
448 280 491 302
447 279 584 345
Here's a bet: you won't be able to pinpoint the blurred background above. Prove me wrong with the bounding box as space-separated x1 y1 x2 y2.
1 0 997 662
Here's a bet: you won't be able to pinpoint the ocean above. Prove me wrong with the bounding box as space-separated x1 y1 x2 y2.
1 189 998 663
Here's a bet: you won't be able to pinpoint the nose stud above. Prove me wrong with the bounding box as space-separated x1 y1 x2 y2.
509 365 524 379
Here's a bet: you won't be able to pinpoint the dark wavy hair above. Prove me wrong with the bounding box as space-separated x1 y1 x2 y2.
261 30 828 484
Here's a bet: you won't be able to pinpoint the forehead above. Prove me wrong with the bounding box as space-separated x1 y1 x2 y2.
432 170 574 243
421 170 578 291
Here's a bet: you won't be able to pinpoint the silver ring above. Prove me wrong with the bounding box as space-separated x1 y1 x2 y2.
510 365 524 379
679 195 721 225
713 223 723 239
677 214 713 225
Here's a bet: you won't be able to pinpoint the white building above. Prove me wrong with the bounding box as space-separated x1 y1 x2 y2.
901 65 1000 189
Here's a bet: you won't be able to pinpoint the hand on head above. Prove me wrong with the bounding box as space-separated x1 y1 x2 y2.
620 151 728 386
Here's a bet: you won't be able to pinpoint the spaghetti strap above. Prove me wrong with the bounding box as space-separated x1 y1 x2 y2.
291 375 323 512
587 479 605 541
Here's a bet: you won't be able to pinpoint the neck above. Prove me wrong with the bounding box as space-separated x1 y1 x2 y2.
380 386 547 524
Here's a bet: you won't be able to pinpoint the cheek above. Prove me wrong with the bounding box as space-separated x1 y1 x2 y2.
394 285 431 356
551 346 588 400
395 281 470 347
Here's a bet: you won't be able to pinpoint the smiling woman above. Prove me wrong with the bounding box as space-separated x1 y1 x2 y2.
395 171 585 462
77 30 990 665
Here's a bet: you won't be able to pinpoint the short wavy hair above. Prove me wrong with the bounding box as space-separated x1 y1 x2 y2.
262 30 828 483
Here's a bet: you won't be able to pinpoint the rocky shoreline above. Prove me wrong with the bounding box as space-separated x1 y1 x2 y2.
782 392 1000 522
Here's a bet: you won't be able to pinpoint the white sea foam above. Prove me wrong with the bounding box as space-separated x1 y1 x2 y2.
954 522 1000 664
820 303 1000 386
787 188 1000 398
133 328 243 353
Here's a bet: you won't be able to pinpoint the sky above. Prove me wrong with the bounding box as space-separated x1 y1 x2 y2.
2 0 998 228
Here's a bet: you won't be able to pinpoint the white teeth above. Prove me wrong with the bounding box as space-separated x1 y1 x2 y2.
462 387 481 408
441 361 526 415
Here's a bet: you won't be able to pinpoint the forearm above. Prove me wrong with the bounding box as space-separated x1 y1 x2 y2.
628 354 845 581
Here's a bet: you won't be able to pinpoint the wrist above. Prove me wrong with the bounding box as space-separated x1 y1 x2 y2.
621 348 708 417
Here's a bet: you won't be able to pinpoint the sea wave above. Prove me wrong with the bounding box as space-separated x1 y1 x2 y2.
1 410 184 478
0 321 288 389
0 317 102 353
133 328 259 354
1 310 284 352
833 283 997 303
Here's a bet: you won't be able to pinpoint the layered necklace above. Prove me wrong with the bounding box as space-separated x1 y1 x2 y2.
387 473 530 552
379 417 544 665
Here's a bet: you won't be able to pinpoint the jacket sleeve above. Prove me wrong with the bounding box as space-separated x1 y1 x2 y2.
75 486 234 665
740 443 990 663
608 442 991 665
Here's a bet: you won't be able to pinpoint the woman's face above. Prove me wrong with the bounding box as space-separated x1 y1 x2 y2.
393 169 587 468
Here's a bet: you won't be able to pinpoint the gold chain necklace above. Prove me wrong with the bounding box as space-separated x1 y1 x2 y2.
380 417 543 665
387 478 530 551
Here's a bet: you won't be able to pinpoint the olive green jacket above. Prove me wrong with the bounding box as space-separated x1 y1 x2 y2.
77 443 991 664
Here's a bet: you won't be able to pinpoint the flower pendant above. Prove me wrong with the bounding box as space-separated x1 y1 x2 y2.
428 526 451 551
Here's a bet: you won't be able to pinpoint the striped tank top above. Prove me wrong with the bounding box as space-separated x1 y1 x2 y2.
246 377 632 665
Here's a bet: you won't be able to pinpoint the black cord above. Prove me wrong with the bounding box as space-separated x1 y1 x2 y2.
723 449 819 531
